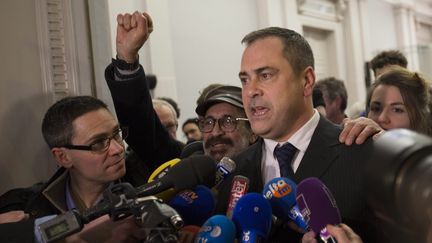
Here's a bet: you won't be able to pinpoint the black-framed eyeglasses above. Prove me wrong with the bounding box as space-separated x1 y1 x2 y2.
61 127 128 153
198 115 248 133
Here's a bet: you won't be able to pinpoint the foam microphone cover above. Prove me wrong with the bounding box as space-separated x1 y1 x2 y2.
295 177 341 234
169 185 215 226
180 140 204 159
147 158 181 201
196 215 236 243
136 155 216 198
262 177 309 231
168 155 217 190
232 193 272 242
262 177 297 220
215 157 236 187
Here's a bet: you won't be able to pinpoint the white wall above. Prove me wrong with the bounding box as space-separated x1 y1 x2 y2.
367 0 398 55
107 0 259 141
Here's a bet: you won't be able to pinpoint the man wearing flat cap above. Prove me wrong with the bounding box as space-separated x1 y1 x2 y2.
195 85 256 162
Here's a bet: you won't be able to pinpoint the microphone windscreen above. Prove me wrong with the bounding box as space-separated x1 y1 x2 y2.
232 193 272 242
147 158 181 201
196 215 236 243
214 157 236 187
180 140 204 159
169 155 217 191
262 177 297 220
226 175 249 219
168 185 215 226
296 177 341 234
262 177 309 231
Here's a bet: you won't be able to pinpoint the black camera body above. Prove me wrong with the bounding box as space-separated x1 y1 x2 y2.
366 129 432 239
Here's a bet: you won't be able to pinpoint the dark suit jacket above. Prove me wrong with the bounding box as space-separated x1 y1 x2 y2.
216 116 384 242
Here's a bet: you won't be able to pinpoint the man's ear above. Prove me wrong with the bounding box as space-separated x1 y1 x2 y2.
303 66 316 97
51 148 73 168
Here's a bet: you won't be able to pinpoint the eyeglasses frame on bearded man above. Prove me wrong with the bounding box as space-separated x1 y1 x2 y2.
61 127 128 153
198 115 249 133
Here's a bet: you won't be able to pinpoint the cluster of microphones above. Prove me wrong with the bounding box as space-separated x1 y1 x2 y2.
37 155 342 243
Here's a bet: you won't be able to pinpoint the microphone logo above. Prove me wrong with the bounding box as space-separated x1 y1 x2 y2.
264 179 293 199
296 194 311 223
243 230 251 241
178 190 198 204
228 179 248 209
210 226 222 237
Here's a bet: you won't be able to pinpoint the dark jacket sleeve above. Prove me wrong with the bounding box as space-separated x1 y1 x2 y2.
104 63 182 175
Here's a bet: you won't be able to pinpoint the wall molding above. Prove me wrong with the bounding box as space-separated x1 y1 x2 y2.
35 0 79 102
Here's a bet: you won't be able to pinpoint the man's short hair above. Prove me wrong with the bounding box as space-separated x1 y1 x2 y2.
42 96 108 148
315 77 348 111
182 117 199 130
158 97 180 118
152 99 178 122
241 27 314 77
370 50 408 75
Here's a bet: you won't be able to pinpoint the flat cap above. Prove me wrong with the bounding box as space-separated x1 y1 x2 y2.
195 85 243 116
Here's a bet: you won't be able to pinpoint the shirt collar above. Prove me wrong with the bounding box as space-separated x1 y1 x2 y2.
264 109 320 154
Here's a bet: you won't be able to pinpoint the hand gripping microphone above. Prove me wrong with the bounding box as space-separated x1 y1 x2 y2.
296 177 341 243
136 155 217 198
232 193 272 243
168 185 215 226
195 215 236 243
262 177 309 231
147 158 181 201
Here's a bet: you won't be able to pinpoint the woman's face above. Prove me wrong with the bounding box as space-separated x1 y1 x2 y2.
367 84 411 130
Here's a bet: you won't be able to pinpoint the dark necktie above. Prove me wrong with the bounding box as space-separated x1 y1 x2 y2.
274 143 297 179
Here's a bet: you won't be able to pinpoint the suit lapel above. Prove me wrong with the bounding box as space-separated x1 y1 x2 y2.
295 117 341 182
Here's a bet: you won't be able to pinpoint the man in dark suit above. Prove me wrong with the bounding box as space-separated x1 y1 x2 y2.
215 27 384 242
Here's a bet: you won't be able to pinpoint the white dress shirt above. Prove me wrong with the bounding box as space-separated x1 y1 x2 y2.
261 110 320 185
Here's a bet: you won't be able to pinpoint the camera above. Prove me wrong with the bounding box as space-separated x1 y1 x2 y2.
365 129 432 240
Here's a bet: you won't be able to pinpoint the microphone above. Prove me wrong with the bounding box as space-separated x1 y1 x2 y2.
232 193 272 243
296 177 341 242
226 175 249 219
147 158 181 201
148 158 181 181
135 155 217 198
180 140 204 158
214 157 236 188
262 177 309 231
168 185 215 226
196 215 236 243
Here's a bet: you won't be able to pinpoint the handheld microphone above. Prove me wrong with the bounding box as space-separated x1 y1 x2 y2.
135 155 216 198
180 140 204 158
226 175 249 219
147 158 181 201
214 157 236 188
232 193 272 243
196 215 236 243
168 185 215 226
262 177 308 231
296 177 341 242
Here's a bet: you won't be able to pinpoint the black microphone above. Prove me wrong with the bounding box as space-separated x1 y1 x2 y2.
135 155 217 197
